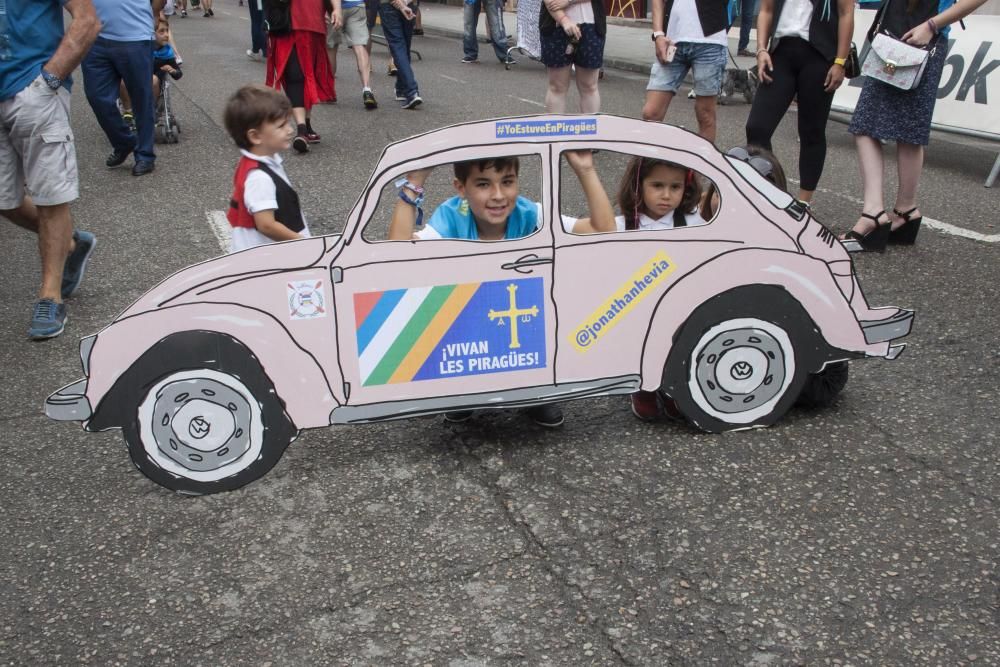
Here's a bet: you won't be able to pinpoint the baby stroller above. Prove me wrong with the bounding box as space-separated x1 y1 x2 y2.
154 66 182 144
505 0 541 70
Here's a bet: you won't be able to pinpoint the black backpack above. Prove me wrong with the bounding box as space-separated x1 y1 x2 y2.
263 0 292 35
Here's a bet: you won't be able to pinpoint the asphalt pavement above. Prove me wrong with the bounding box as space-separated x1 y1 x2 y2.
1 2 998 664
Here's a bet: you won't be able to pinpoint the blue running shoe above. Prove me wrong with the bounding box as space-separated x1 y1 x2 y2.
62 230 96 299
29 299 67 340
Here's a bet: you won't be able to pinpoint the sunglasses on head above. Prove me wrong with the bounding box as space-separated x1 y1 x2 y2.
726 146 775 182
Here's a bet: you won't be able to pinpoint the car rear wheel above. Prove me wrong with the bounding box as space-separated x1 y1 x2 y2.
121 344 296 495
662 288 814 433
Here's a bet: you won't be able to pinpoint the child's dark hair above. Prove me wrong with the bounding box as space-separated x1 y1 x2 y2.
223 84 292 150
453 157 520 183
701 145 787 221
617 157 701 230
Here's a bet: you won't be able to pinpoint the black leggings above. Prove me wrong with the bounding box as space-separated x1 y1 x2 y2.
745 37 835 192
284 47 305 108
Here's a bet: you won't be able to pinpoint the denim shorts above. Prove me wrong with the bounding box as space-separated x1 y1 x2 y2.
646 42 727 96
540 23 605 70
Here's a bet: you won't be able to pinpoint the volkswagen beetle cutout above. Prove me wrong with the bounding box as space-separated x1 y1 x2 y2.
46 115 914 494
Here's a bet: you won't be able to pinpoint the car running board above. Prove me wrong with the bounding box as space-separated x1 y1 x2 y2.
330 374 641 424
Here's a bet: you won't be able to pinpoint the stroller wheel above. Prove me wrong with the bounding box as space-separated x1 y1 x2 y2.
154 124 166 144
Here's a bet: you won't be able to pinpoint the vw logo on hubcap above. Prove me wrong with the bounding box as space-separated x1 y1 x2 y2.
730 361 754 380
188 416 211 440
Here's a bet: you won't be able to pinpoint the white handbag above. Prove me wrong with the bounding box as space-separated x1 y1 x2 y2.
861 33 932 91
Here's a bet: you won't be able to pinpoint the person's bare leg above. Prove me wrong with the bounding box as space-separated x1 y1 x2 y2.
693 95 717 143
328 45 338 78
798 189 814 203
892 141 924 228
545 66 572 113
354 44 371 88
119 82 132 113
292 107 307 125
36 203 74 302
575 66 600 113
848 134 886 234
641 90 673 122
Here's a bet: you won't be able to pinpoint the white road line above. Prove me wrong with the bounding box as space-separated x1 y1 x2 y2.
509 95 545 108
206 210 232 253
439 74 467 84
789 180 999 244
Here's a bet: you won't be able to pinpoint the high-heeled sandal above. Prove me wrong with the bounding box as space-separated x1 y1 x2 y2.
889 207 922 245
841 211 890 253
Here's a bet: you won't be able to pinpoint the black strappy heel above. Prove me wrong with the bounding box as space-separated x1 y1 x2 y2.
841 211 890 253
889 207 922 245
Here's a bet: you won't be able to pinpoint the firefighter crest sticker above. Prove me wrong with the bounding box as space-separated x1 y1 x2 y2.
287 280 327 320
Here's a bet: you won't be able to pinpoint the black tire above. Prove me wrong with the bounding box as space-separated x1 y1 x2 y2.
662 286 819 433
118 333 297 495
796 360 849 409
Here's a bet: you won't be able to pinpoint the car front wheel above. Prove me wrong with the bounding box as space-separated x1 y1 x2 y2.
123 363 295 495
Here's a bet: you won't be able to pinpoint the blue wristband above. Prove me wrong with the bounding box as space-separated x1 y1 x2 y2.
397 187 424 228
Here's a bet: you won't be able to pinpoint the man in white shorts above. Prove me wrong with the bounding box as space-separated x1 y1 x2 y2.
0 0 101 339
642 0 729 143
327 0 378 109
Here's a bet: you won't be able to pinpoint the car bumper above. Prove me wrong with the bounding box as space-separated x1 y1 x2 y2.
45 379 92 422
860 308 914 359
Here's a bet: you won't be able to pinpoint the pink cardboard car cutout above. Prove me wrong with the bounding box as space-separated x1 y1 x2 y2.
46 115 913 494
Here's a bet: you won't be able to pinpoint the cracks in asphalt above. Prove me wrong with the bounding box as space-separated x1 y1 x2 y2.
441 440 639 666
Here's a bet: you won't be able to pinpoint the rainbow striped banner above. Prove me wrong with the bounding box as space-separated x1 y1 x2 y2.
353 278 547 386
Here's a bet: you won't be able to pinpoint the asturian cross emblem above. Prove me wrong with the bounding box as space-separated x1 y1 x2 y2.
488 283 538 349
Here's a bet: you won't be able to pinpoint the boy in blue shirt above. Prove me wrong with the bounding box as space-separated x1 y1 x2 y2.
389 150 615 241
387 149 614 427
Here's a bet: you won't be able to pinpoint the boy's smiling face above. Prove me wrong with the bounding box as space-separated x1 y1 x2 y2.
454 163 520 240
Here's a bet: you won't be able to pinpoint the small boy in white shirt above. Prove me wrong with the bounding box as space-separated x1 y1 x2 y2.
223 85 311 252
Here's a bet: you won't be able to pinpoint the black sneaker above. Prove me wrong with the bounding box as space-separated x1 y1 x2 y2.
525 404 564 428
62 230 96 299
444 410 475 423
106 146 133 168
292 134 309 153
401 93 422 109
460 56 479 64
363 89 378 109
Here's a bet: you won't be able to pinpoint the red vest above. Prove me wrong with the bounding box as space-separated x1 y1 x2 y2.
227 155 260 230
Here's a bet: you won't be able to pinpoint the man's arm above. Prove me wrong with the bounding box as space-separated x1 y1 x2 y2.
151 0 166 18
44 0 102 80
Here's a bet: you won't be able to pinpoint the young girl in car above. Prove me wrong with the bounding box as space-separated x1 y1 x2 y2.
612 156 705 420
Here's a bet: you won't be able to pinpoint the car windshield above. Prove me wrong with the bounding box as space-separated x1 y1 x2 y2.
725 157 795 210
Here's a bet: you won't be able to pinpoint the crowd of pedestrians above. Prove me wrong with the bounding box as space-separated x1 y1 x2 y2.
0 0 992 342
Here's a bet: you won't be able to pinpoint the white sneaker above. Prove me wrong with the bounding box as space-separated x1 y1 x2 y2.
246 50 262 62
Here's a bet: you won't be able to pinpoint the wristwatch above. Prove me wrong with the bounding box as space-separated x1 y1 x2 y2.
40 69 63 91
833 57 847 66
651 31 666 41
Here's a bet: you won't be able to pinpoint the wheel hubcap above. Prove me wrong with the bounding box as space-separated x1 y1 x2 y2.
146 376 255 473
689 319 794 422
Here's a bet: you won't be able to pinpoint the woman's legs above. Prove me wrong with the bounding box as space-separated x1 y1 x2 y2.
545 66 571 113
793 47 836 203
848 134 886 233
284 47 307 125
575 66 600 113
892 142 924 227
